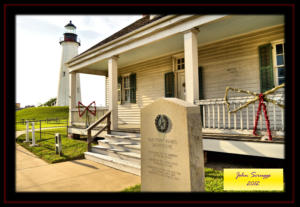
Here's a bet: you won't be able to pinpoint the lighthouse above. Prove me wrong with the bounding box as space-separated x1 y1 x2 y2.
56 21 81 106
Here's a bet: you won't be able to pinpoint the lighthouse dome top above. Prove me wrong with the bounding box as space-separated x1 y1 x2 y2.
64 20 76 34
65 20 76 29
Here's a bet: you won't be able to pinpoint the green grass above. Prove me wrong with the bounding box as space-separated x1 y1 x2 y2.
16 128 88 163
16 106 69 131
16 106 69 121
16 120 68 131
122 168 224 192
122 184 141 192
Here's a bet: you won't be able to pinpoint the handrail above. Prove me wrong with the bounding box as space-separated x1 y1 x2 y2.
86 110 111 151
86 110 111 131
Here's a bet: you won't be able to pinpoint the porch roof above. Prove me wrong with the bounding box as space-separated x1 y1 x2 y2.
67 15 284 75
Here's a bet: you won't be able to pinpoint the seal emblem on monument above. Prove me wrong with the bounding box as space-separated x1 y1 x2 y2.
155 114 169 133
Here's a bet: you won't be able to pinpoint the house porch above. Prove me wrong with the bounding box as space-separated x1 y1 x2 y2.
67 15 285 160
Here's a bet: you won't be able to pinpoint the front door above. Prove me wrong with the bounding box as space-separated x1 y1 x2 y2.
177 72 186 100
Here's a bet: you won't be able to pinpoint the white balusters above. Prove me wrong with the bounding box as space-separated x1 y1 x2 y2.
217 104 220 129
240 103 243 130
223 104 225 129
234 103 237 130
212 104 215 128
196 94 284 135
208 105 211 128
202 105 206 128
281 107 284 131
246 106 249 130
273 104 276 130
252 104 255 129
228 111 231 129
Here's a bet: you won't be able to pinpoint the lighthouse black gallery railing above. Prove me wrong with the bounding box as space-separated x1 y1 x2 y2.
86 110 112 151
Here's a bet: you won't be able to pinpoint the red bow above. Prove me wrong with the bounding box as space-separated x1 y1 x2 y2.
252 94 272 140
78 101 96 117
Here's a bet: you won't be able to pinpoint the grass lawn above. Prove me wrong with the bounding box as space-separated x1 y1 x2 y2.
16 128 89 164
16 106 69 131
16 120 68 131
16 106 69 121
122 168 224 192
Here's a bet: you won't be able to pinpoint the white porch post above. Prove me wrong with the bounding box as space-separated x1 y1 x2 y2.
69 72 76 126
108 56 118 130
184 29 199 104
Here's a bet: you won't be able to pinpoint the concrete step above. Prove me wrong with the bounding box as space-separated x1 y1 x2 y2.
91 146 141 165
123 144 141 154
84 152 140 176
111 131 140 137
104 134 140 144
98 140 140 153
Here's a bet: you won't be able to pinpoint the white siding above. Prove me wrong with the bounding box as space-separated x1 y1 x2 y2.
105 25 284 126
199 25 284 99
106 56 173 125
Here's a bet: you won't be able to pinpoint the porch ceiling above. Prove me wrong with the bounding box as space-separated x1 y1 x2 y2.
77 15 284 73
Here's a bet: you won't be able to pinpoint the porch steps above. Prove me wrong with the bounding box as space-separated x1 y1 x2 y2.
91 146 141 165
98 140 141 154
84 132 141 176
84 152 140 176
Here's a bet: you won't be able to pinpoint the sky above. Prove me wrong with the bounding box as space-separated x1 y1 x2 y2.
16 15 142 107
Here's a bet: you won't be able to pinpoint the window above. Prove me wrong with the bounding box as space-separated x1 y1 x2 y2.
176 58 185 70
272 41 285 85
63 71 66 77
259 44 274 92
123 76 130 103
118 74 136 104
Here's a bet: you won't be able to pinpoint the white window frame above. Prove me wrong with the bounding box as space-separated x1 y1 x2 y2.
271 39 285 86
122 74 131 104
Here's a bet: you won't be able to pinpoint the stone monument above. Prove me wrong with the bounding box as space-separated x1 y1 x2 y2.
141 98 205 192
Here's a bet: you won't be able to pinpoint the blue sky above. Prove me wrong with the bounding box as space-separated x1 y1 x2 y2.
16 15 142 107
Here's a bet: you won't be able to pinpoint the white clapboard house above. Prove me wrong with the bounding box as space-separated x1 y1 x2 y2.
66 15 285 175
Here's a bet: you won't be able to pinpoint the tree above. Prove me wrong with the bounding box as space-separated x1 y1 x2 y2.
41 98 57 106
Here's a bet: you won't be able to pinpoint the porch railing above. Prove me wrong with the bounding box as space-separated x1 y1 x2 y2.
195 94 284 136
86 110 111 151
71 107 109 128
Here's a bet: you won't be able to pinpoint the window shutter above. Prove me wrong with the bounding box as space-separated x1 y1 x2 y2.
259 44 274 92
198 66 204 126
165 72 174 97
118 76 122 104
129 73 136 103
198 66 204 100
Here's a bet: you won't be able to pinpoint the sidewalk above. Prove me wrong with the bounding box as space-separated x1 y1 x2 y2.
16 144 141 192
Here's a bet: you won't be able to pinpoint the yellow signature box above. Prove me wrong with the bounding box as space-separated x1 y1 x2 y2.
224 169 284 191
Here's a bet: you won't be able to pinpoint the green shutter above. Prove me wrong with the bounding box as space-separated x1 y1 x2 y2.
198 66 204 100
165 72 174 97
118 76 122 104
198 67 204 126
259 44 274 92
129 73 136 103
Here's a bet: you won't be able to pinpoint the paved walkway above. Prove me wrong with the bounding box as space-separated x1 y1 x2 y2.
16 144 141 192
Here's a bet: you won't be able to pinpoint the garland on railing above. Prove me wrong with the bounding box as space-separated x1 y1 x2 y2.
224 84 285 141
77 101 97 117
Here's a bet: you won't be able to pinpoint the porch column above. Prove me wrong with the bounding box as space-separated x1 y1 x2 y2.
184 28 199 103
69 72 77 126
108 56 118 130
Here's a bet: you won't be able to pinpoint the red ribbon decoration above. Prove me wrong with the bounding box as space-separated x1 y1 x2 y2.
252 94 272 141
78 101 97 117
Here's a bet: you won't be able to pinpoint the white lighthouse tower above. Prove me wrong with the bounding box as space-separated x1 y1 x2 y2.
56 20 81 106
